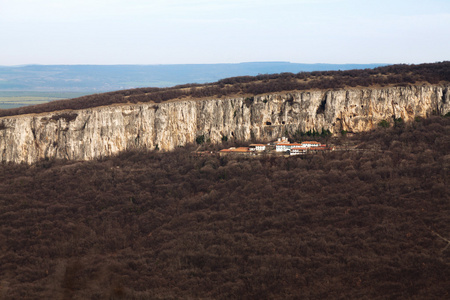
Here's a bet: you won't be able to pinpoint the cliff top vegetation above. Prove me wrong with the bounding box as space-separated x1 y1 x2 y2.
0 61 449 118
0 115 448 298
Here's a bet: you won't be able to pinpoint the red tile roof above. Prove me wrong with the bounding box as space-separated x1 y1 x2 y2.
231 147 250 152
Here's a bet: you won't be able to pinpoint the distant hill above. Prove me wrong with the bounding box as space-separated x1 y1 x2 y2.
0 62 386 92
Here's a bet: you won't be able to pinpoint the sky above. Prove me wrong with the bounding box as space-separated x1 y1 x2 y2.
1 0 449 65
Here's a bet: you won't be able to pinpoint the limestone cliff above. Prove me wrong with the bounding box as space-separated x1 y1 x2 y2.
1 84 449 164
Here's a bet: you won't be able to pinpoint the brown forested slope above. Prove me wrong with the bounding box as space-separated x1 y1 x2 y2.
0 116 449 299
1 61 449 118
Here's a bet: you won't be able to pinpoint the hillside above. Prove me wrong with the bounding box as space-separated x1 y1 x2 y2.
0 116 448 299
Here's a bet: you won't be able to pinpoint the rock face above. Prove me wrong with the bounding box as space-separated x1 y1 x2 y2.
1 84 449 164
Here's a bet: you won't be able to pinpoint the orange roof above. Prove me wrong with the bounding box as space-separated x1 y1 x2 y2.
231 147 250 152
276 143 292 146
219 149 232 152
249 144 266 147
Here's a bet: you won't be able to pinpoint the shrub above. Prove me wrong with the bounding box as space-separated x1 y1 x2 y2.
394 117 403 123
50 113 78 122
196 135 205 145
320 128 332 137
244 97 254 108
378 120 390 128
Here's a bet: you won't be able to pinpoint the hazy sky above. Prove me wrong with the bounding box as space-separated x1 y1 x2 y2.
1 0 449 65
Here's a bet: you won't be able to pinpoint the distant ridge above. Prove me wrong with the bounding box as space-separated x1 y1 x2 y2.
1 61 448 118
0 62 386 92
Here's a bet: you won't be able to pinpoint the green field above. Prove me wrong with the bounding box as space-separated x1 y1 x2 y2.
0 91 92 109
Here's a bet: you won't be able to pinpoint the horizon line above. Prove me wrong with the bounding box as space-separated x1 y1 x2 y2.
0 61 393 68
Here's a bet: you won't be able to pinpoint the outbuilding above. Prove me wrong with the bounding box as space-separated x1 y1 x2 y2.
301 141 321 148
249 144 266 151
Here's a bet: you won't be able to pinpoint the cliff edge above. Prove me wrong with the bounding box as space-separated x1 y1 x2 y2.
0 84 449 164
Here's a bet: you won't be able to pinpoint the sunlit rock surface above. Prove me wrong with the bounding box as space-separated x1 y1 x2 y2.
1 84 449 164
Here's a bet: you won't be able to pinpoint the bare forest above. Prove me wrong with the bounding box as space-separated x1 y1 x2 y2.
0 115 449 299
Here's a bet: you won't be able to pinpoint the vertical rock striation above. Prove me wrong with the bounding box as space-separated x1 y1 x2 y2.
0 84 449 164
